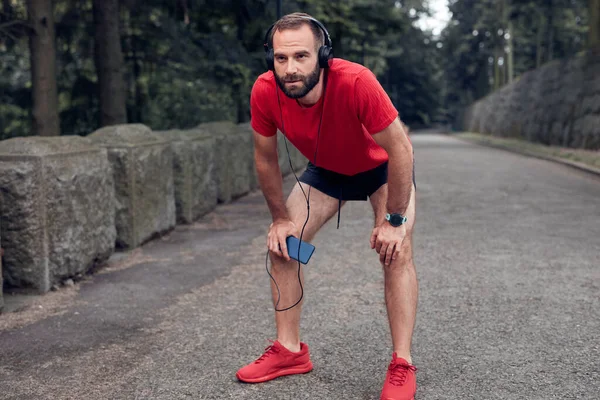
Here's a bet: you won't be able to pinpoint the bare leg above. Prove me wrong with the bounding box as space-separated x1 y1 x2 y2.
370 183 418 363
270 182 343 352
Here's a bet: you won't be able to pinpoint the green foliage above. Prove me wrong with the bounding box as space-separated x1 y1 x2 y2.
2 0 447 139
293 0 442 124
143 73 236 130
8 0 594 137
1 0 30 139
440 0 589 128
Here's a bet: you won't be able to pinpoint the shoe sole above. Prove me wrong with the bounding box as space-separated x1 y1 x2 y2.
381 397 415 400
236 361 313 383
379 397 415 400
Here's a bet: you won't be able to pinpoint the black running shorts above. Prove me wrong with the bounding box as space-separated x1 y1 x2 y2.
298 160 416 201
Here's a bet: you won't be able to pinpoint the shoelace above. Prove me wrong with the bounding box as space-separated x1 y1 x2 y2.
255 343 280 364
388 362 417 386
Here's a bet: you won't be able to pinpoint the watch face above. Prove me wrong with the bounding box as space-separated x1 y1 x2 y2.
389 214 406 226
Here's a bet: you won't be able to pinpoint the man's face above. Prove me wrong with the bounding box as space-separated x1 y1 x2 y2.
272 24 321 99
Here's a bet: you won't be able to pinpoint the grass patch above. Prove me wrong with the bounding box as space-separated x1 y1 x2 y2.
454 132 600 169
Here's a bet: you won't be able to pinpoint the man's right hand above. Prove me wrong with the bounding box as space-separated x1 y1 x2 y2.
268 219 297 261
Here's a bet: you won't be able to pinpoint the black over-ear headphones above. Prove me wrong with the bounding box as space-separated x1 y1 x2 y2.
263 16 333 71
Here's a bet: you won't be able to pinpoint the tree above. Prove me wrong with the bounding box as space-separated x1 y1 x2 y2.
27 0 60 136
590 0 600 47
510 0 587 69
4 0 442 138
439 0 590 127
93 0 127 126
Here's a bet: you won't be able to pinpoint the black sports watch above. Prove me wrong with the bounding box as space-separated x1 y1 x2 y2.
385 213 407 227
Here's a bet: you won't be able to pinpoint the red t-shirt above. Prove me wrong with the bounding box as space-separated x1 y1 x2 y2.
250 58 398 176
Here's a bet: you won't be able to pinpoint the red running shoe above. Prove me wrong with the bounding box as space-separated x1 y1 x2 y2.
236 340 313 383
380 353 418 400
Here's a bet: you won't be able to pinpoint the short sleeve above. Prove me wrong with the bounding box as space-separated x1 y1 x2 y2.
354 69 399 134
250 78 277 137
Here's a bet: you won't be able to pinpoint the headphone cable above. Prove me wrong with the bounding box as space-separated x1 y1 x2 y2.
267 69 329 312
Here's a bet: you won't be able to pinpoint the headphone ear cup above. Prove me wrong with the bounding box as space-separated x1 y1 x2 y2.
266 49 275 71
318 46 333 68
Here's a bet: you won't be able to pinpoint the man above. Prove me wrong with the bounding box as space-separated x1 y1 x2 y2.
236 12 418 400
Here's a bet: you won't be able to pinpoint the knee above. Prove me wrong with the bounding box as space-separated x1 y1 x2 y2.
269 251 287 266
381 246 414 273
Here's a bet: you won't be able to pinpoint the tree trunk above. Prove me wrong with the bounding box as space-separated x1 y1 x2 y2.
133 42 143 123
2 0 15 48
2 0 13 21
494 48 501 90
547 2 554 62
236 2 246 42
123 8 142 123
475 59 489 99
93 0 127 127
178 0 190 25
361 38 367 67
503 0 513 84
536 14 545 67
507 20 514 84
590 0 600 48
27 0 60 136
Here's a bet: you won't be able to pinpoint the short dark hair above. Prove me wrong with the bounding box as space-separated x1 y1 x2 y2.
268 12 325 51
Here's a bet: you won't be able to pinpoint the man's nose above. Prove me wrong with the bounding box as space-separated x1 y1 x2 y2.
285 59 298 75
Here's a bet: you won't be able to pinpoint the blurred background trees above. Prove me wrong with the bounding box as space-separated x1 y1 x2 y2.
441 0 593 127
0 0 598 139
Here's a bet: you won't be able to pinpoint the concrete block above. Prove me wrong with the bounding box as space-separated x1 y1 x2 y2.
237 123 259 191
277 131 293 176
292 148 308 172
200 121 252 203
88 124 176 249
234 124 307 196
277 131 308 174
0 136 116 293
157 128 217 224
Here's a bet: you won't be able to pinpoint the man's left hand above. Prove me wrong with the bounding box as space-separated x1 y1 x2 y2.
370 223 407 266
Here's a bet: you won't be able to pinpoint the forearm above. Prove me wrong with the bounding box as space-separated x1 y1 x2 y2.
386 145 414 216
255 154 289 222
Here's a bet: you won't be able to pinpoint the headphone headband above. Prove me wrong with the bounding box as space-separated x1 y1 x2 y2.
263 16 334 70
263 16 332 51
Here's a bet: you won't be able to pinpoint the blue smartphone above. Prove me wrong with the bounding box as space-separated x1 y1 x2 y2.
285 235 315 264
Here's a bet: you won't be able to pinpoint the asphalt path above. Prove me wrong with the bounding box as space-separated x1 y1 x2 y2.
0 132 599 399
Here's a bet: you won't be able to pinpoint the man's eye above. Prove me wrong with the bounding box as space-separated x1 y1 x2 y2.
297 55 306 59
276 56 286 62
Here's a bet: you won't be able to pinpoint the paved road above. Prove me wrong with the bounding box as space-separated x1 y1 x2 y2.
1 133 599 400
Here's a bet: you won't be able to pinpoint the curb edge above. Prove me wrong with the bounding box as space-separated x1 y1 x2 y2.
450 135 600 178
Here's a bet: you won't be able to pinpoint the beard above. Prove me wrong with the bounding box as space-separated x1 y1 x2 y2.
275 63 321 99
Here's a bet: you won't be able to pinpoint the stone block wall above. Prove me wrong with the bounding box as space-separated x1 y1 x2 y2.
278 131 309 175
0 121 307 301
0 136 116 293
88 124 176 250
237 123 260 192
157 128 217 224
204 121 251 203
463 47 600 150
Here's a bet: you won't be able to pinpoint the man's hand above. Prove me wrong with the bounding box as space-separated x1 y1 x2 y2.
370 222 407 266
268 219 298 261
